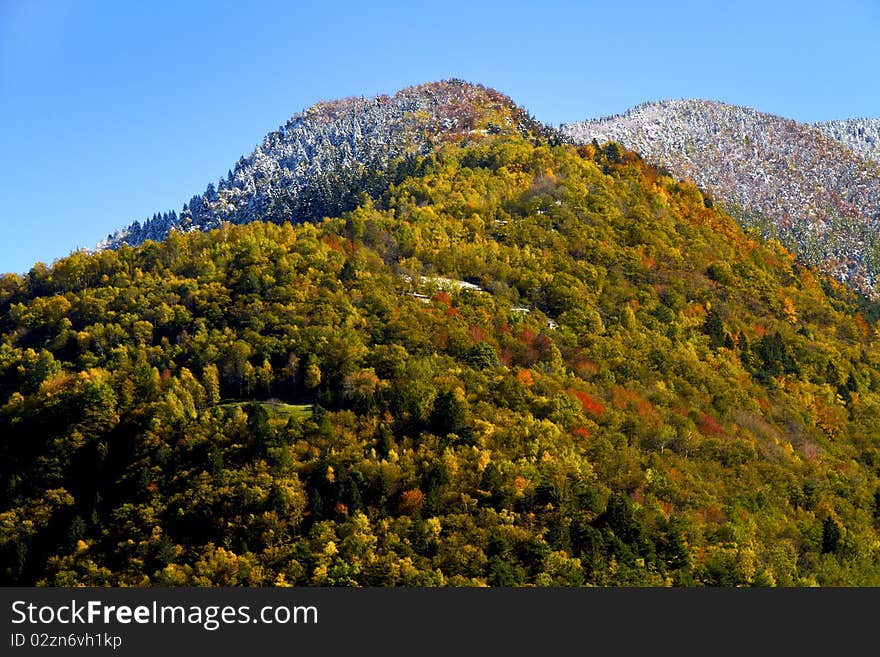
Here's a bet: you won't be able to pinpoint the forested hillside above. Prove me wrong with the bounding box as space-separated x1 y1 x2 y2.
817 118 880 164
562 100 880 297
4 137 880 586
101 80 543 250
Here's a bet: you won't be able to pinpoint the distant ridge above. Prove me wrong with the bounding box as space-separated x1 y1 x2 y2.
561 99 880 296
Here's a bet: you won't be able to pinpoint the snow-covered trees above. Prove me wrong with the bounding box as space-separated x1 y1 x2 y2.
100 80 541 252
562 100 880 297
817 118 880 164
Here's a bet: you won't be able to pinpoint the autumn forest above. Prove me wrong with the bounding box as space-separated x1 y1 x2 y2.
4 136 880 586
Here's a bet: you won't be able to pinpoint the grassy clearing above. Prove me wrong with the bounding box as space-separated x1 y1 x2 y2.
217 400 313 426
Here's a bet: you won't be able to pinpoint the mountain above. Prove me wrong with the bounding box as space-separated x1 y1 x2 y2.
560 100 880 297
816 118 880 164
103 85 880 303
4 134 880 587
101 80 544 249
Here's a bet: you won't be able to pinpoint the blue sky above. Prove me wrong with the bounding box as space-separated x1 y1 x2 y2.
1 0 878 275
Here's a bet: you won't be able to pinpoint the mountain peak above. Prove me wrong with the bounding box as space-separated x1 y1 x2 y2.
99 84 880 300
100 80 542 251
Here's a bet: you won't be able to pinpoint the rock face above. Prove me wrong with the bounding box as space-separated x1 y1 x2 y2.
561 100 880 297
816 118 880 165
100 80 542 250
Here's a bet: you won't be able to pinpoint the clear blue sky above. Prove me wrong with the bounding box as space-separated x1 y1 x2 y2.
2 0 878 275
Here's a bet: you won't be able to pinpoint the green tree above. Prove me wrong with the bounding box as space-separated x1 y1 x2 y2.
304 355 322 390
203 364 221 405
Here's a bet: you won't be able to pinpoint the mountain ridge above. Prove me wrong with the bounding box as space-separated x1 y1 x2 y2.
99 83 880 302
560 98 880 297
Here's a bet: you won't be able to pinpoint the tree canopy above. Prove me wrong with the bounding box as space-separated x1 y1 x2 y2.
3 137 880 586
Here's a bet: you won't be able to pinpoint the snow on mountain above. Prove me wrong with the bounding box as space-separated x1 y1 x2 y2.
100 80 542 250
100 81 880 299
561 100 880 296
816 118 880 165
